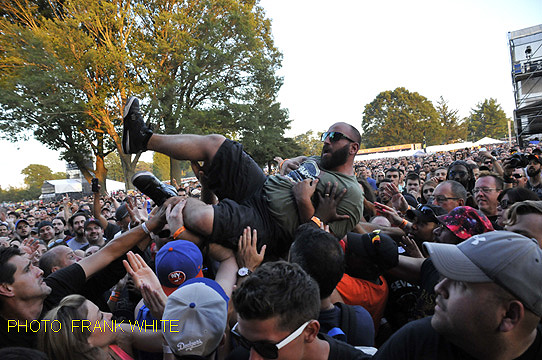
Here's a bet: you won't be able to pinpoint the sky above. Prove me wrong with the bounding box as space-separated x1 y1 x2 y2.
1 0 541 188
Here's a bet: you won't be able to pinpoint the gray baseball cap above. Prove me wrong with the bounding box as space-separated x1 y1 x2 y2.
162 277 228 357
424 231 542 316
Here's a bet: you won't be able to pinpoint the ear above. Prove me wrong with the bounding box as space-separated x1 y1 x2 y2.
51 266 60 274
0 283 14 298
303 320 320 343
498 300 524 332
458 198 465 206
350 142 360 155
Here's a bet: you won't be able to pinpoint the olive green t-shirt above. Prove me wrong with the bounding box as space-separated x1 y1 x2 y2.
263 157 363 240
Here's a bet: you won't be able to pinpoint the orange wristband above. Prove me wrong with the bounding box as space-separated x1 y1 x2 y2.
311 216 322 228
279 159 289 170
398 219 408 230
173 226 186 239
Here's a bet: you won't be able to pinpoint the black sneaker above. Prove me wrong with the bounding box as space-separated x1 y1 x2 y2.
122 96 153 154
131 171 178 206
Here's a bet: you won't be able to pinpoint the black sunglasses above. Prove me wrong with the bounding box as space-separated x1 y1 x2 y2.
512 173 524 179
321 131 357 143
231 321 310 359
156 229 171 238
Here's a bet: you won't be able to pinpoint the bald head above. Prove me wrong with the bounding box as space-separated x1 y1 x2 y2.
38 245 80 277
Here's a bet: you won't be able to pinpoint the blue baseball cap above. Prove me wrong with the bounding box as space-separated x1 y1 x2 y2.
155 240 203 295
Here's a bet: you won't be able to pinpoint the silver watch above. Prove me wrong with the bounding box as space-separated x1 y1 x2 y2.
237 267 252 277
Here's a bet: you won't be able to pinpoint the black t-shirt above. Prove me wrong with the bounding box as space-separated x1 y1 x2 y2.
321 333 372 360
374 316 542 360
104 222 122 241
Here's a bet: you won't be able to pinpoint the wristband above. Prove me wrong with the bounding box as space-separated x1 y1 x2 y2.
311 216 322 228
279 159 289 170
141 222 151 235
173 226 186 239
398 219 408 230
109 291 120 302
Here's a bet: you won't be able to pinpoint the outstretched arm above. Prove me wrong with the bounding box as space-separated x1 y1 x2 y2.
78 197 180 280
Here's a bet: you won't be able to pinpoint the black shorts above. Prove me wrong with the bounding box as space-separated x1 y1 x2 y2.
204 140 286 258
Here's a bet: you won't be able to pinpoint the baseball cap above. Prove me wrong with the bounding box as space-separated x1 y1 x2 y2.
155 240 204 296
527 154 542 165
15 219 29 228
84 218 102 230
162 277 228 357
406 204 447 224
437 206 494 240
37 221 54 232
424 231 542 316
343 231 398 279
115 204 129 221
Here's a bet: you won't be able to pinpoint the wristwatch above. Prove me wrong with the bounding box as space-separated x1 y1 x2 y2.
237 267 252 277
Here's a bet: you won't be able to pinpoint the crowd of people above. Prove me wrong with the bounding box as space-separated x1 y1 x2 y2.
0 96 541 359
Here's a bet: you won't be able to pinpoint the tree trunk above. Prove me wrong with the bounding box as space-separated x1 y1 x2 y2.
120 151 139 190
170 158 182 184
94 155 108 195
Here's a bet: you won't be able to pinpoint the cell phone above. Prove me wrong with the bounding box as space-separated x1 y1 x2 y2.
91 178 99 193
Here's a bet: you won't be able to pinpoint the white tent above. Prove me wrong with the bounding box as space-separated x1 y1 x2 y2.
106 179 126 192
42 179 82 194
473 137 504 146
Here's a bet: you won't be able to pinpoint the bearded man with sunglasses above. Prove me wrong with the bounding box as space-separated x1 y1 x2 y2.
122 97 363 259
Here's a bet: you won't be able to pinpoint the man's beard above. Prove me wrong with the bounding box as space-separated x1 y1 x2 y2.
320 143 349 170
527 166 541 177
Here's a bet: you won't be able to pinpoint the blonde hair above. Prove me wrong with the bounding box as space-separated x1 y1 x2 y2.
38 294 106 360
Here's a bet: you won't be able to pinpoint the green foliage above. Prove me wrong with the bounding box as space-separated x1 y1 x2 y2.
21 164 65 190
435 96 467 143
0 186 41 202
0 0 288 184
135 161 153 173
361 87 442 147
153 153 171 181
104 153 124 182
466 98 509 141
293 130 323 157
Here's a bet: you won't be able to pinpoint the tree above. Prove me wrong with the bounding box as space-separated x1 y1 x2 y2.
466 98 509 141
134 0 288 179
361 87 442 148
293 130 323 157
20 164 65 199
0 0 288 188
436 96 467 143
0 0 144 192
104 153 124 183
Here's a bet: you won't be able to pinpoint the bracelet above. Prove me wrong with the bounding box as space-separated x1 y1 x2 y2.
311 216 322 228
109 291 120 302
173 226 186 240
398 219 408 230
141 222 150 235
279 159 289 170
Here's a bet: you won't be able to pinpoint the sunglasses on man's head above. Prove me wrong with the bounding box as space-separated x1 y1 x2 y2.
231 321 310 359
321 131 356 143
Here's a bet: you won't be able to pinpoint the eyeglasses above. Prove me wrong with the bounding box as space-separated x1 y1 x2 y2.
472 187 500 195
428 195 460 203
155 229 171 238
321 131 357 143
423 188 435 194
231 321 310 359
512 173 524 179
